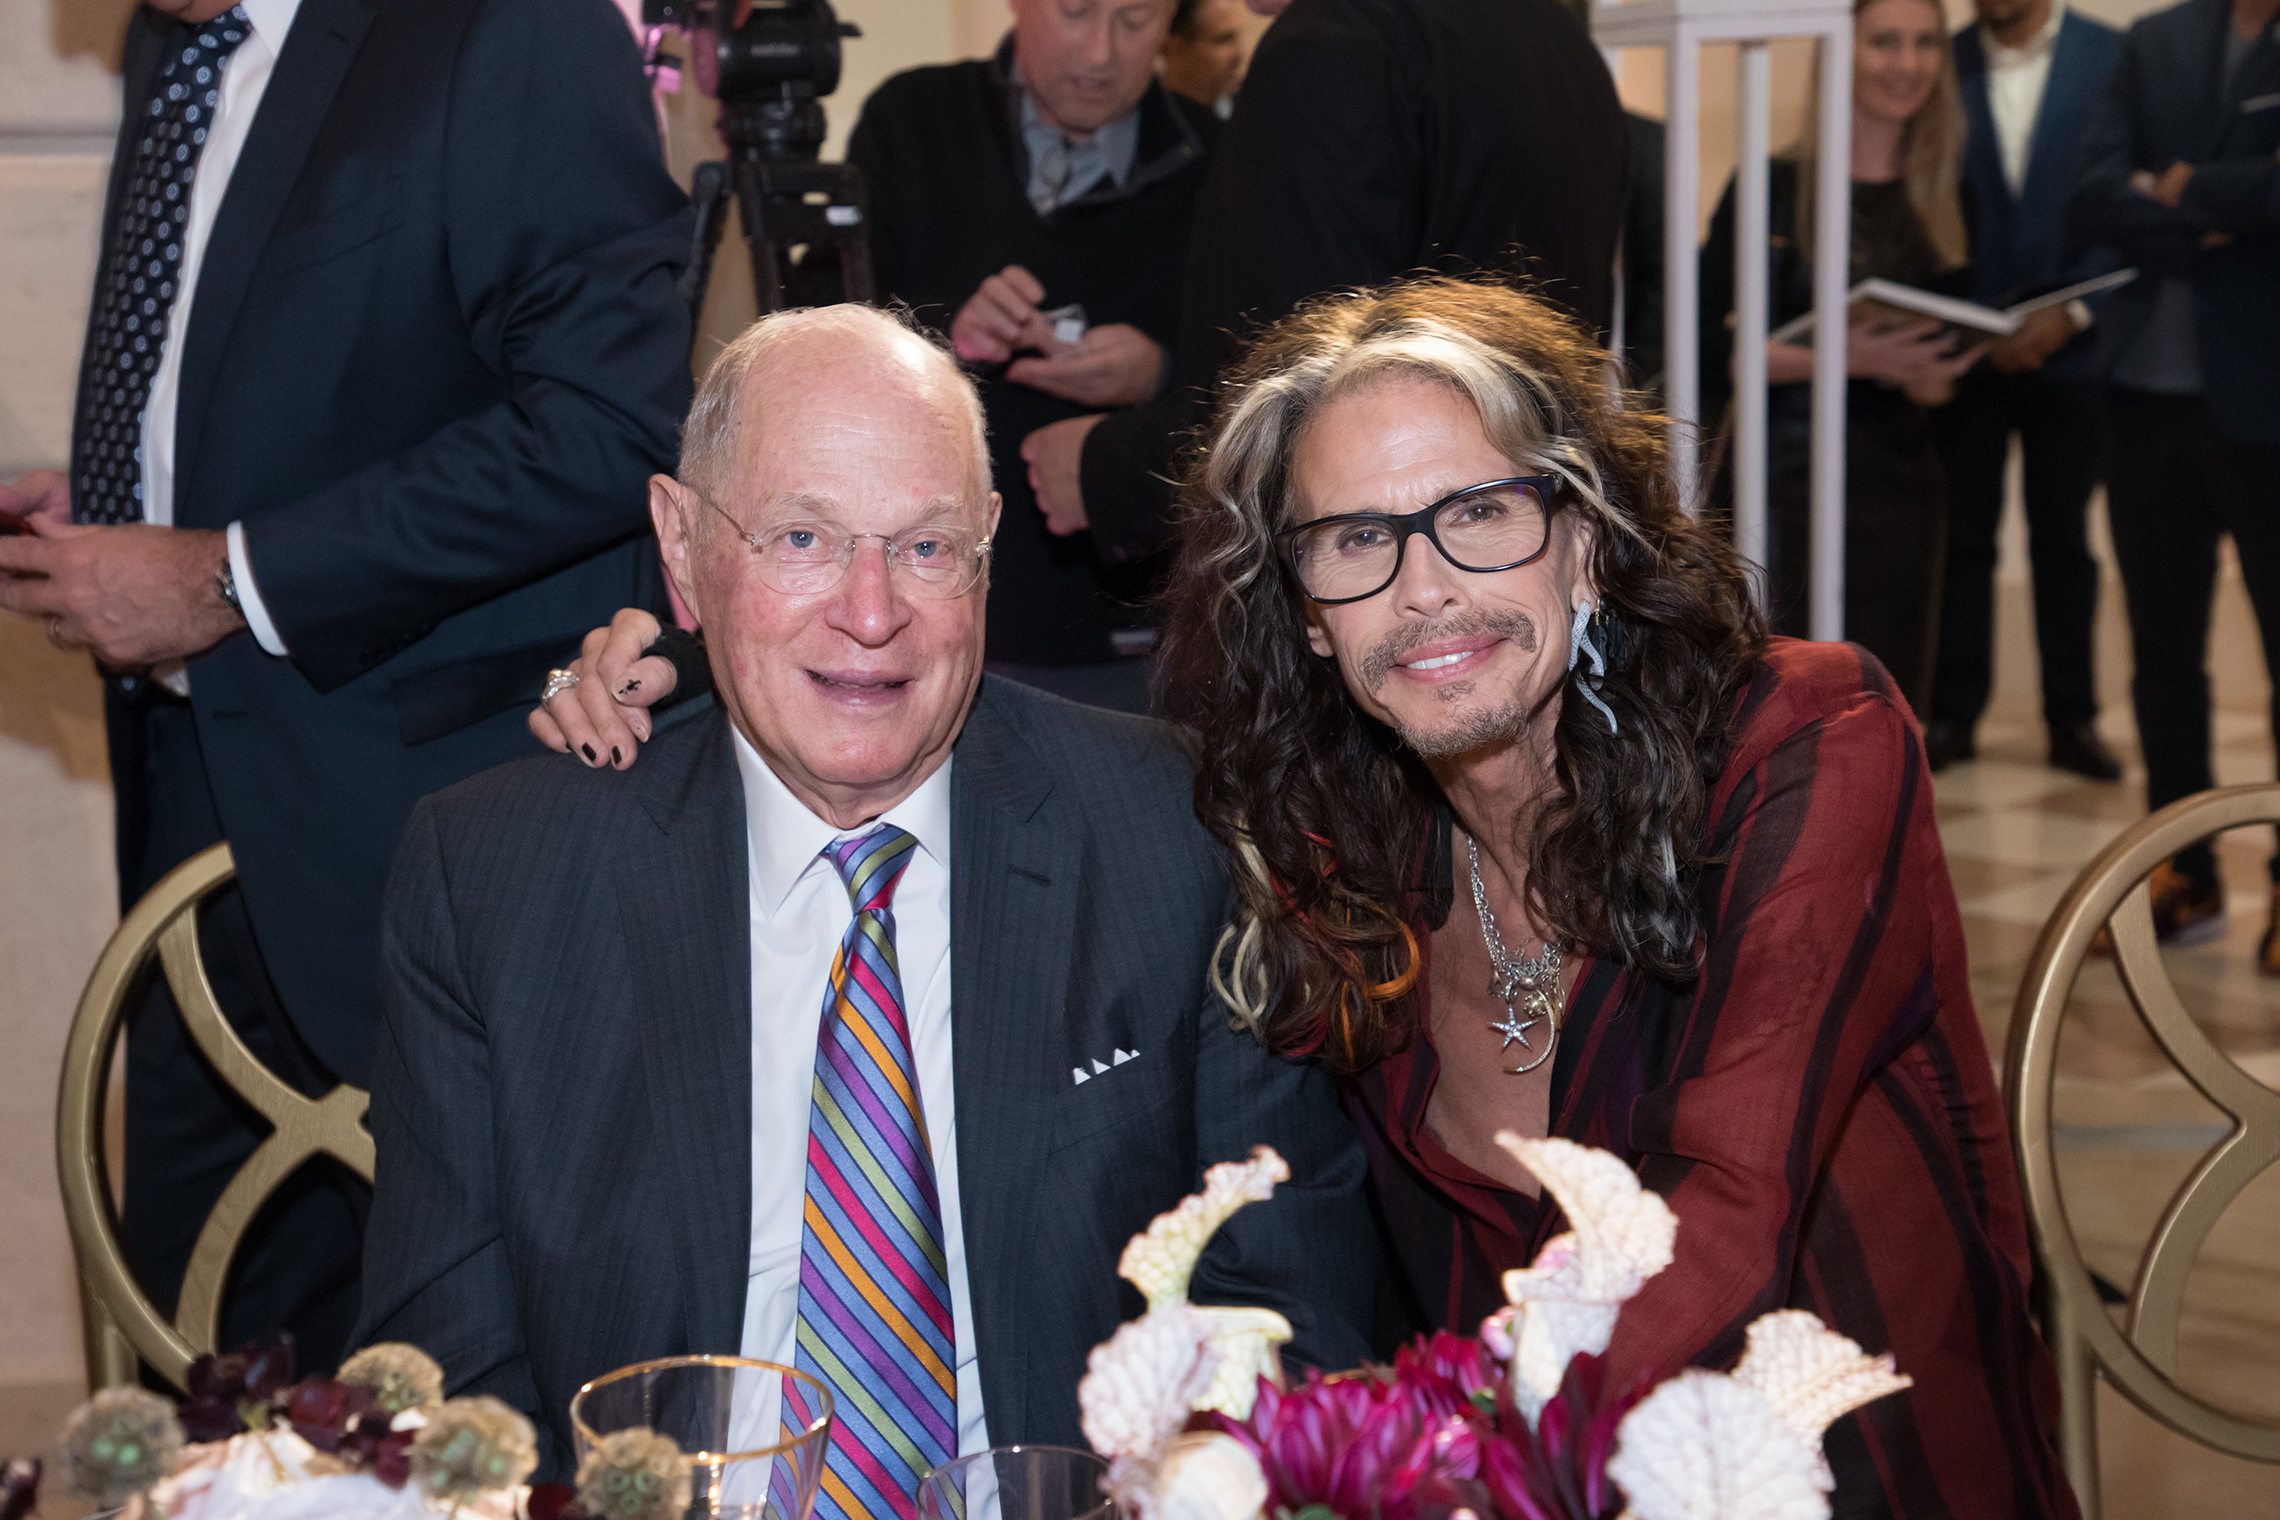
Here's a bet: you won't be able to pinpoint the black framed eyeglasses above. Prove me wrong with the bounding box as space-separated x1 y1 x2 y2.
1274 476 1563 605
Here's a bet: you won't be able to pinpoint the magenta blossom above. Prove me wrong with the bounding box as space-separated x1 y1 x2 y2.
1392 1332 1502 1420
1201 1370 1485 1520
1474 1354 1645 1520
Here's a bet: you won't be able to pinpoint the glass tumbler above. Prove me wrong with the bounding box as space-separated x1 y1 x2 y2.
570 1355 835 1520
915 1445 1114 1520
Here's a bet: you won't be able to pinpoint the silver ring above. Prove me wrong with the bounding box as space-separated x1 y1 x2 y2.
541 668 581 702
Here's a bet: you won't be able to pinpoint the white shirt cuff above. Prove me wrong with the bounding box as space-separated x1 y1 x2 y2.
226 520 290 657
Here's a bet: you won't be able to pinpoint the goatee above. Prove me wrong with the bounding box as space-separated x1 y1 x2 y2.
1361 610 1538 758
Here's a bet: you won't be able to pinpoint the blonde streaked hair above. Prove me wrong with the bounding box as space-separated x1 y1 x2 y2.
1793 0 1970 271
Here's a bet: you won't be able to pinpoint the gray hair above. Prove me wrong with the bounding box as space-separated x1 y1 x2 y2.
678 304 992 512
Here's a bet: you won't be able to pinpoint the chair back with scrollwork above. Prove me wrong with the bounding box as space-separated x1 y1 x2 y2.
2004 784 2280 1517
55 842 374 1393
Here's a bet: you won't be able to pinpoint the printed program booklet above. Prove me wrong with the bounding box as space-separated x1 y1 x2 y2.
1767 268 2136 345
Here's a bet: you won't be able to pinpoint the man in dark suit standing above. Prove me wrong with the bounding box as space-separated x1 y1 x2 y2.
356 307 1377 1495
2069 0 2280 952
1016 0 1627 566
0 0 690 1366
1926 0 2124 779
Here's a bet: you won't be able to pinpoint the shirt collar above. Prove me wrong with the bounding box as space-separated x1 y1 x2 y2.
732 726 954 921
1008 58 1143 190
1984 2 2064 65
237 0 304 48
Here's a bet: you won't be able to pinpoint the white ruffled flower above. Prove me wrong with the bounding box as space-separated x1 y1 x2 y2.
1189 1306 1292 1420
1604 1313 1914 1520
1491 1134 1678 1421
1079 1305 1223 1463
1118 1148 1289 1311
151 1430 322 1520
1604 1370 1830 1520
1729 1311 1913 1449
1152 1432 1268 1520
150 1428 524 1520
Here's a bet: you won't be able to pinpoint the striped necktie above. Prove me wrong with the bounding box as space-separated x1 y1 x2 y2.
792 825 955 1520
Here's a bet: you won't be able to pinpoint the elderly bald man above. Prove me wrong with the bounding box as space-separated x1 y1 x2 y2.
354 306 1375 1496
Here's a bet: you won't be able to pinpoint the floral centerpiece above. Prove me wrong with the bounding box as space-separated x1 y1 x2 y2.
23 1343 699 1520
1079 1137 1912 1520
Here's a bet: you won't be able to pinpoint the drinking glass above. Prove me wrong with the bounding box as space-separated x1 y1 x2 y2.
915 1445 1114 1520
570 1355 835 1520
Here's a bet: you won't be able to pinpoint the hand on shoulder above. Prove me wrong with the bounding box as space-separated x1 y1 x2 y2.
529 607 680 769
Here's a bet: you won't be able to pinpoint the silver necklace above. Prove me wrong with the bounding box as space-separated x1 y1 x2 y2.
1465 835 1563 1075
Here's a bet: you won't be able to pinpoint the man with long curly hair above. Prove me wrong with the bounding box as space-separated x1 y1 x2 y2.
1151 278 2074 1520
536 281 2076 1519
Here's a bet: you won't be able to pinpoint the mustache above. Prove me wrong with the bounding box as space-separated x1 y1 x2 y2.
1358 610 1537 691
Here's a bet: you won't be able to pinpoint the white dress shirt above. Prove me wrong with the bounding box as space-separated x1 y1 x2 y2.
1983 4 2065 198
141 0 300 676
730 730 989 1460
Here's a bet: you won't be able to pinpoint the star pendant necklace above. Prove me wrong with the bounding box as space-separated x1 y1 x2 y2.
1466 835 1563 1075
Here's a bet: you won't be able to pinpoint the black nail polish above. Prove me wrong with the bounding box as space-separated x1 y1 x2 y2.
611 747 623 765
582 743 597 763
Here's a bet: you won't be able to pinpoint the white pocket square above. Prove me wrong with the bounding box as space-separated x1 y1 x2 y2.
1071 1048 1140 1085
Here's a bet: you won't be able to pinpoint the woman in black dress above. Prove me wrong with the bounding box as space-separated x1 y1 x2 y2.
1702 0 1985 714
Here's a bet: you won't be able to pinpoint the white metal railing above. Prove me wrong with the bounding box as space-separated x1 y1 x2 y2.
1594 0 1854 640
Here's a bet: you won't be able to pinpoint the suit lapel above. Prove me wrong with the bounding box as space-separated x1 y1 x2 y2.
2019 18 2086 224
1954 31 2009 215
621 709 754 1356
175 0 375 503
2196 0 2242 157
2215 18 2280 151
947 681 1082 1446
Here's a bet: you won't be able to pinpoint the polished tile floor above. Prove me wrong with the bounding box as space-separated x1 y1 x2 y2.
1936 527 2280 1511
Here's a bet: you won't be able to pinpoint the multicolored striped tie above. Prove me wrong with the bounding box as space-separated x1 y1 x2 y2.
792 825 954 1520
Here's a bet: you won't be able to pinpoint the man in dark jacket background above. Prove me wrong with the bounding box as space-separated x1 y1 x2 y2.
1925 0 2125 780
842 0 1217 712
2066 0 2280 954
1017 0 1627 570
0 0 690 1369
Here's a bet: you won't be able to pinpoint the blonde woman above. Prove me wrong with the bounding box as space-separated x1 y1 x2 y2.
1701 0 1983 716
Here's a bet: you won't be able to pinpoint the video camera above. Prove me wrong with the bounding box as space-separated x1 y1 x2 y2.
642 0 873 317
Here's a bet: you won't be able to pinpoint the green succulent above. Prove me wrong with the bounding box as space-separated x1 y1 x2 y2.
411 1395 538 1503
575 1428 692 1520
339 1343 447 1416
59 1387 184 1503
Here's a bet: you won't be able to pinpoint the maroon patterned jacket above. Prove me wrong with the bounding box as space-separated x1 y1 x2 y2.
1345 638 2077 1519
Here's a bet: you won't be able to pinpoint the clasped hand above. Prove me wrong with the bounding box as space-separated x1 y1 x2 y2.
949 264 1162 408
1844 318 1988 405
0 469 245 667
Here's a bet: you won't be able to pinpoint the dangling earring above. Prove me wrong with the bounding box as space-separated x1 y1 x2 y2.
1567 600 1619 735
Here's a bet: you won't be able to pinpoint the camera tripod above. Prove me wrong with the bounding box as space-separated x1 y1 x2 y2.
682 83 874 324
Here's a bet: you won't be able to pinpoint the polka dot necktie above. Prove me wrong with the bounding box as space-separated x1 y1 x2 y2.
72 7 252 525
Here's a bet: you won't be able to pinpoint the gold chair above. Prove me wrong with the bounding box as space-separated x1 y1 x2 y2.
2005 784 2280 1517
55 842 374 1393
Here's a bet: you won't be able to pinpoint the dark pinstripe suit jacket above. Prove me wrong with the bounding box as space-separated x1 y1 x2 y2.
354 678 1378 1474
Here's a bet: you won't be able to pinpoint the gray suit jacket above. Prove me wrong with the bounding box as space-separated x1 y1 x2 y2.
356 678 1378 1474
